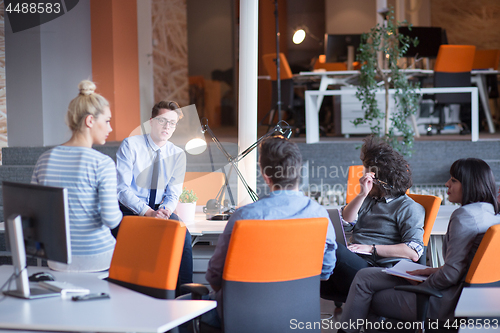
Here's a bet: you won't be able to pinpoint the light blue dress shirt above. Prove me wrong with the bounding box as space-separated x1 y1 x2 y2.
206 189 337 311
116 134 186 215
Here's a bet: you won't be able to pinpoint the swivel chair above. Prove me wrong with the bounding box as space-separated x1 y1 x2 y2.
427 45 476 135
108 216 186 299
184 217 329 333
376 223 500 333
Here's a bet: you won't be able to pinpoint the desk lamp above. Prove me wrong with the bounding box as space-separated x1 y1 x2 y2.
200 118 292 219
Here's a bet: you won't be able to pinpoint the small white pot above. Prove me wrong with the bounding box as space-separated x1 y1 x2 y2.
176 202 197 222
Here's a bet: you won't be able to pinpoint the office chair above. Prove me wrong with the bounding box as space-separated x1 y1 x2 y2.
184 217 329 333
261 53 304 136
375 223 500 333
346 165 364 204
322 193 440 309
108 216 186 300
427 45 476 135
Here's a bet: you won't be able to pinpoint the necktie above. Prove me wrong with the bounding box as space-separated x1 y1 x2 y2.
148 149 160 209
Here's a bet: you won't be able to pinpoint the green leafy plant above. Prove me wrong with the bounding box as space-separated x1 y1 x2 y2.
353 7 420 157
179 188 198 203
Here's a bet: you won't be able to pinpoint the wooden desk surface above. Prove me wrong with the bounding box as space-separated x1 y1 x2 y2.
0 266 216 333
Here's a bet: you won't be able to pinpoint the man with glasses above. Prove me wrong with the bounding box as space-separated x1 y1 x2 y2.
115 100 192 295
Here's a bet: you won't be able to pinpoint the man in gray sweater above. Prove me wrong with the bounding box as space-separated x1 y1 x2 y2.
320 135 425 298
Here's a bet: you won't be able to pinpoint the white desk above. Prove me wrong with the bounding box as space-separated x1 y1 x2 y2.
455 287 500 318
305 87 480 143
184 212 227 237
0 266 216 333
428 205 460 267
302 69 497 143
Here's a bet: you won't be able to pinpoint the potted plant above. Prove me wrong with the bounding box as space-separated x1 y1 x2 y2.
353 7 420 157
176 188 198 222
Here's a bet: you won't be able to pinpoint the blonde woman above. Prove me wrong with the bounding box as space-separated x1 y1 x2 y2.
32 80 122 272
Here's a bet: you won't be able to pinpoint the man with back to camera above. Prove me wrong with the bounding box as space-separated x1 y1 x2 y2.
115 101 192 294
199 136 337 328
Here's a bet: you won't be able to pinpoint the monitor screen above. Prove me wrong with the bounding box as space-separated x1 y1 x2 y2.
398 27 446 58
324 34 362 63
3 181 71 264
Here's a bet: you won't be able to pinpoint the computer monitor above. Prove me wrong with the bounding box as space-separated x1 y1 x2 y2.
324 34 362 63
2 181 71 299
398 27 447 58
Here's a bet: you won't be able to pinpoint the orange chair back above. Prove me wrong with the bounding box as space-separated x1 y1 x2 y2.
223 218 328 283
407 194 442 246
183 171 225 206
472 49 500 70
434 45 476 73
465 224 500 285
314 55 348 71
346 165 364 204
262 53 293 81
108 216 186 299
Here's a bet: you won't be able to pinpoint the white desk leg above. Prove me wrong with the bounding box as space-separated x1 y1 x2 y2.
472 75 495 134
471 88 479 142
305 91 320 144
316 77 333 114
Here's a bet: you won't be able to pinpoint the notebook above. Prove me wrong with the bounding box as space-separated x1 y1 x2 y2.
327 208 372 255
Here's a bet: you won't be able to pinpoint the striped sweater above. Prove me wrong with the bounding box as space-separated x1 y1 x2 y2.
32 146 122 256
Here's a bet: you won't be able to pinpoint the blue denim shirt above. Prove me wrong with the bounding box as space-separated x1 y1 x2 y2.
206 190 337 293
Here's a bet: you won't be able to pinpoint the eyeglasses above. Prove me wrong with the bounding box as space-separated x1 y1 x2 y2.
373 178 393 190
154 117 177 128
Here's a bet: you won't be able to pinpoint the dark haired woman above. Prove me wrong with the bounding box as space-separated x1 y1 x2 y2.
338 158 500 332
320 135 425 298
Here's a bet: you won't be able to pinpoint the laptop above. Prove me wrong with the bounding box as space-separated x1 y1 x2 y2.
327 209 372 255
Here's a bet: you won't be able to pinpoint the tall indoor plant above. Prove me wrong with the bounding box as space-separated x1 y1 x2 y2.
353 8 420 157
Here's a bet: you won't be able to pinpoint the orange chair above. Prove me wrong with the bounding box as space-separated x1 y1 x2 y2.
108 216 186 299
407 193 442 248
391 223 500 333
314 54 348 71
212 218 328 332
464 223 500 286
429 45 476 134
183 171 225 207
346 165 364 204
472 49 500 70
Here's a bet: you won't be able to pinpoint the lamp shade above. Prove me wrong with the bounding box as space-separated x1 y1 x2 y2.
292 29 306 44
185 137 207 155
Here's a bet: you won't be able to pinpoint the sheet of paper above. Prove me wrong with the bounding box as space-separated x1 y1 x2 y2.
384 260 430 282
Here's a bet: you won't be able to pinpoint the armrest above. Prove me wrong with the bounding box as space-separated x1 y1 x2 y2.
181 283 210 300
395 285 443 298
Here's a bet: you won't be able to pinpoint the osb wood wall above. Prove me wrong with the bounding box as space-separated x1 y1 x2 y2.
431 0 500 50
152 0 189 106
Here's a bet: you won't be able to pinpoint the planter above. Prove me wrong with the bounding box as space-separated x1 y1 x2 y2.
176 202 197 222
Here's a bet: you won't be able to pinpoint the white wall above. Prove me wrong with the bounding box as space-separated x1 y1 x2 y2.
187 0 233 79
6 0 92 147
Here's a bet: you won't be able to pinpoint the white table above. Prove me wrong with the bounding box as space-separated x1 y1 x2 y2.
302 69 497 143
428 205 460 267
0 266 216 333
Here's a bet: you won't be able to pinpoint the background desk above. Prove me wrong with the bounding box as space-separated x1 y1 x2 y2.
305 87 480 143
0 266 216 333
455 287 500 318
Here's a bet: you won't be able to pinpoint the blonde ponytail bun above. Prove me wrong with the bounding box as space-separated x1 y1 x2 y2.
78 80 96 96
67 80 109 132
